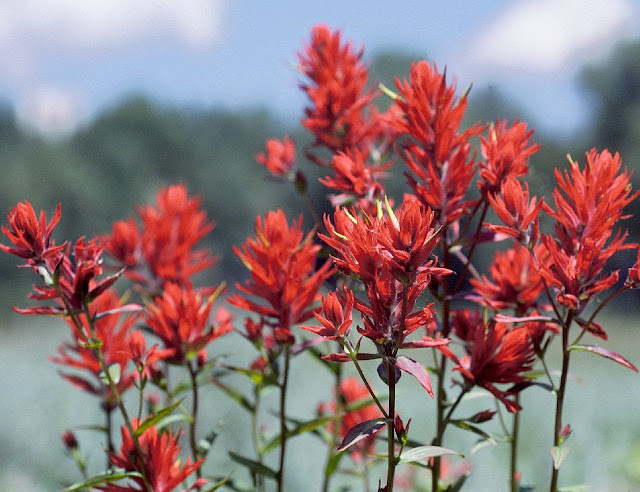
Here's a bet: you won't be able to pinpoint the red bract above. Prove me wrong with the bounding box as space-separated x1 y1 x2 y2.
107 183 216 289
128 330 175 379
0 201 65 263
302 289 354 340
298 24 377 157
627 249 640 287
321 196 448 285
444 321 535 412
538 150 637 311
17 237 124 316
394 61 484 224
146 282 232 364
229 210 333 342
255 136 296 178
470 243 545 312
319 149 390 210
486 178 544 245
101 419 206 492
50 290 137 406
478 119 540 195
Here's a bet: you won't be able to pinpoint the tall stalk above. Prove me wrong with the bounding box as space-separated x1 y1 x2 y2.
549 312 573 492
510 395 521 492
188 362 202 482
277 346 291 492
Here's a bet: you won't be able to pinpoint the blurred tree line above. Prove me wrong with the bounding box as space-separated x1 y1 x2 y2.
1 42 639 316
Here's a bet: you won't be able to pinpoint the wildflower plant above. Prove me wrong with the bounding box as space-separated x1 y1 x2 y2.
2 23 639 492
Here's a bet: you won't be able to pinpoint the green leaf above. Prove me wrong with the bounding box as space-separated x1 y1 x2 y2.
204 476 254 492
324 450 346 478
228 452 277 480
569 344 638 372
98 364 121 385
261 414 335 454
78 338 103 349
154 413 193 432
201 474 232 491
337 418 390 452
398 445 461 464
134 399 184 437
558 485 590 492
450 420 497 445
549 446 571 470
64 471 143 490
208 377 255 413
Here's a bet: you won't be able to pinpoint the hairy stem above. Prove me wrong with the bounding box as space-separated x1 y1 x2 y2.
251 389 265 492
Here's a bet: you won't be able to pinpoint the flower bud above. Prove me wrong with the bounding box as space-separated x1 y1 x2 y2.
61 430 78 450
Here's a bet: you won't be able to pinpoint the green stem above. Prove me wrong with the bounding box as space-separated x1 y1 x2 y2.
549 312 574 492
251 389 265 492
188 362 202 483
345 340 389 418
510 395 521 492
277 346 291 492
105 407 114 470
322 358 343 492
452 202 489 294
385 356 397 492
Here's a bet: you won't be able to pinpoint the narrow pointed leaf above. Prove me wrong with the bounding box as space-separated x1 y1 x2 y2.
202 474 232 491
154 413 193 431
394 356 434 397
94 303 143 320
450 420 496 444
228 452 277 480
324 450 346 478
336 418 389 452
134 399 184 437
64 471 143 490
569 345 638 372
399 445 461 464
549 446 570 469
261 415 335 454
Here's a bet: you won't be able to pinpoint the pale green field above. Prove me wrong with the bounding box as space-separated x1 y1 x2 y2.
1 310 639 491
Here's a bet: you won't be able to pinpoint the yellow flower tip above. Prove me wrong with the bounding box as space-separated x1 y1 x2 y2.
384 195 400 231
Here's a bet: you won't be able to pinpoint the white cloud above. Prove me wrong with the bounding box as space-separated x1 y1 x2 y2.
17 86 87 136
465 0 634 73
0 0 225 134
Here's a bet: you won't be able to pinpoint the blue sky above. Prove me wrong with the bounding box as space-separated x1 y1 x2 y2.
2 0 638 136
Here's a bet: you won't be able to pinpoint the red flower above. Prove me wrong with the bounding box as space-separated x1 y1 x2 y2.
0 201 65 263
321 196 448 285
626 248 640 287
146 283 232 364
255 136 296 178
229 210 333 341
486 178 544 245
322 377 381 461
538 150 637 311
298 25 378 158
444 321 535 412
16 237 124 316
107 184 217 289
50 290 137 407
101 419 206 492
470 243 545 312
302 288 354 340
478 119 540 195
319 149 390 210
393 61 484 224
127 331 175 379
